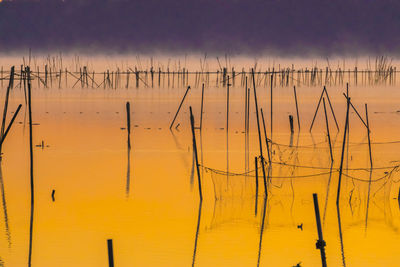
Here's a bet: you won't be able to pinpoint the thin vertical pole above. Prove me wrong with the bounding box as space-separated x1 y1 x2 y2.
126 102 131 149
260 109 271 163
293 86 300 131
200 84 205 130
247 88 250 133
255 156 259 216
190 107 203 201
270 74 273 138
322 98 333 162
27 67 34 267
107 239 114 267
251 69 268 196
336 97 350 205
226 76 230 132
365 104 372 168
310 87 325 132
313 193 327 267
255 156 259 197
170 86 191 129
324 87 340 131
244 77 248 133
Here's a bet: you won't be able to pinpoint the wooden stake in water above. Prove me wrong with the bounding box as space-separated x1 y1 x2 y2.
200 84 205 130
107 239 114 267
27 67 34 267
0 104 22 149
226 76 230 132
289 115 294 133
251 69 268 197
1 67 14 143
126 102 131 149
260 109 271 163
255 156 259 216
312 193 327 267
170 86 191 129
293 86 301 131
190 107 203 201
365 104 372 167
336 96 350 205
270 74 273 138
322 98 333 162
310 86 339 132
244 77 248 133
342 93 368 131
255 156 259 197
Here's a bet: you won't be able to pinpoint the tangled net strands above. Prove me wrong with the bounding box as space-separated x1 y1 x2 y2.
198 136 400 200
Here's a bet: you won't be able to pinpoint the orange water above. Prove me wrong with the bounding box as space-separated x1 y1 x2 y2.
0 75 399 266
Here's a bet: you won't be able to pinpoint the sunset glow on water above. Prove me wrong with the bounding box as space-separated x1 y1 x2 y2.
0 56 398 266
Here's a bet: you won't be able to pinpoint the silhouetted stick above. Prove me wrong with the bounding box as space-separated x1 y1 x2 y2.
27 68 34 267
107 239 114 267
365 170 373 232
311 87 339 132
336 205 346 266
322 162 334 226
191 201 202 267
270 74 273 138
322 98 333 162
260 109 271 163
398 188 400 209
312 193 327 267
1 67 14 143
257 175 268 267
170 86 191 129
337 97 350 205
190 107 203 201
247 88 250 133
254 157 258 216
289 115 294 133
365 104 372 167
126 102 131 149
309 87 325 132
324 87 339 131
343 93 368 130
251 69 267 196
244 77 248 133
200 84 204 130
255 157 258 216
0 164 11 248
0 104 22 148
226 76 230 132
293 86 300 131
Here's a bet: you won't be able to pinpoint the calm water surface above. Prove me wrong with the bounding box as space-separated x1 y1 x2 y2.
0 78 399 266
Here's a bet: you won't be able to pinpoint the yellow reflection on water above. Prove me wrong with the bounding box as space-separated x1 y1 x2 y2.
0 78 399 266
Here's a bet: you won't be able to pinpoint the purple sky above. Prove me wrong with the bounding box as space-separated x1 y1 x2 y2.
1 0 399 55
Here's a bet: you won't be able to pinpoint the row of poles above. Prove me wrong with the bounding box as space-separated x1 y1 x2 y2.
0 65 397 90
167 64 376 266
0 64 381 267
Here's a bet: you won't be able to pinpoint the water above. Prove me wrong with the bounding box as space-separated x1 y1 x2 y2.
0 60 399 266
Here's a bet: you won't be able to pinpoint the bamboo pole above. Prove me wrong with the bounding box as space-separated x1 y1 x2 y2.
322 98 333 162
251 69 268 196
313 193 327 267
27 67 34 267
170 86 191 129
293 86 300 131
365 104 372 168
189 106 203 201
336 96 350 205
